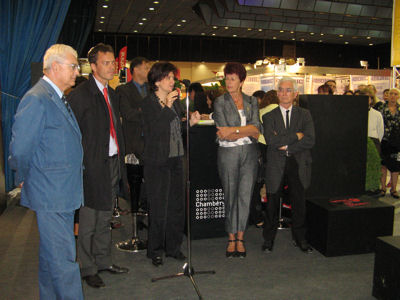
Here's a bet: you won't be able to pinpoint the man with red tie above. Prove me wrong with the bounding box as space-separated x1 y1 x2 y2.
68 43 130 288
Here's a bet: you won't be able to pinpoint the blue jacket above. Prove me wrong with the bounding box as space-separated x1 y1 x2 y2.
9 78 84 212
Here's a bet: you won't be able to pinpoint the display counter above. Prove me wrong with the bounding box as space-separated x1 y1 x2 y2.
189 124 226 239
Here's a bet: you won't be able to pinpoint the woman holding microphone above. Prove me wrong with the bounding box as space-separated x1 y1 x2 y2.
141 62 200 266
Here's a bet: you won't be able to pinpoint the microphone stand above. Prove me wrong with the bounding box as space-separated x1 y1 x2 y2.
151 81 215 300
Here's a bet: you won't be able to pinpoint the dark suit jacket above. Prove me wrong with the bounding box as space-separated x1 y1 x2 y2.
141 92 184 166
67 74 129 210
263 105 315 194
116 81 149 160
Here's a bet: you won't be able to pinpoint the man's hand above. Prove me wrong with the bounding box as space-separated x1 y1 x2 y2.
296 132 304 140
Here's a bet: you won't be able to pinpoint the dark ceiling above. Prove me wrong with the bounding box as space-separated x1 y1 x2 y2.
94 0 393 46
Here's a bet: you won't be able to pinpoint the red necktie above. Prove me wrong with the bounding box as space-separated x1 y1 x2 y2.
103 87 119 154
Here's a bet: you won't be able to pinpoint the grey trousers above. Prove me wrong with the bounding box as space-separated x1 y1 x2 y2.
78 155 120 277
217 143 258 234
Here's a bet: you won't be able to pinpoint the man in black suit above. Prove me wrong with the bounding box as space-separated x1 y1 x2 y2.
116 57 150 214
262 77 315 253
68 43 130 288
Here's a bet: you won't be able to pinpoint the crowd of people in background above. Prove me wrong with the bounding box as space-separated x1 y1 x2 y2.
8 42 400 298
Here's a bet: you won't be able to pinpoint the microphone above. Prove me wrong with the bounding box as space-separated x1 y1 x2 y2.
179 79 191 87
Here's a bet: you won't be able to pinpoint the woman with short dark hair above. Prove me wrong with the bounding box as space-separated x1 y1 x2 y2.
213 62 261 258
141 62 200 266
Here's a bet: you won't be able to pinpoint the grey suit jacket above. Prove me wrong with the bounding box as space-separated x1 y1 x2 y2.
262 106 315 193
213 92 262 140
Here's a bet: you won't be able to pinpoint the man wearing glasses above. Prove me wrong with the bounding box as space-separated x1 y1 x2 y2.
68 43 130 288
261 77 315 254
9 44 84 299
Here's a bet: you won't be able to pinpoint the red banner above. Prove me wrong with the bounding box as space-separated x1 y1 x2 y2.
118 46 127 72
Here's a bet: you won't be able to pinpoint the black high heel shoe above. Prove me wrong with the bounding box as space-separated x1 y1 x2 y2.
226 239 236 258
236 239 246 258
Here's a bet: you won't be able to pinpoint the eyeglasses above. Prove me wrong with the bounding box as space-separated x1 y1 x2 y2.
100 60 116 66
278 87 294 93
59 62 81 72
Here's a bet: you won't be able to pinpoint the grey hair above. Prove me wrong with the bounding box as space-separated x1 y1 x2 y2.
389 88 400 94
43 44 77 71
278 76 298 92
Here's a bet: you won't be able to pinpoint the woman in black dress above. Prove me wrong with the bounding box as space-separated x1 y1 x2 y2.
141 62 200 266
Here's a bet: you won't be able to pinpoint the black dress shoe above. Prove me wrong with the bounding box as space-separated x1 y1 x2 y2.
83 274 105 288
261 241 274 252
99 264 129 274
166 251 186 261
293 240 313 254
152 256 163 267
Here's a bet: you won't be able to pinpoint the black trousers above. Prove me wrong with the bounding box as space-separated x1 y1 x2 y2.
144 157 185 259
126 164 144 212
263 156 306 243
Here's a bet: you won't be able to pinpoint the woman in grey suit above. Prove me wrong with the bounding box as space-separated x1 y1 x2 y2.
213 62 261 258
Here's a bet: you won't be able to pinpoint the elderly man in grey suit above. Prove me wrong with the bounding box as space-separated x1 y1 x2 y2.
261 77 315 253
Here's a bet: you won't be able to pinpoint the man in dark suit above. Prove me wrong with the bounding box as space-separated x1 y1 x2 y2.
116 57 150 214
68 43 130 288
262 77 315 253
9 44 84 299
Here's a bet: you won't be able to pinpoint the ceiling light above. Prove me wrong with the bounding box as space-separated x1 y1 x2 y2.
142 18 147 21
139 22 143 25
149 7 155 10
367 36 371 39
102 5 108 8
212 33 216 36
233 34 237 37
177 24 181 27
273 37 277 39
153 1 159 3
369 43 374 46
320 33 324 36
98 29 102 32
213 26 217 29
224 26 229 29
182 19 186 23
292 38 295 40
248 28 252 31
280 30 284 33
100 16 105 19
339 34 343 37
168 31 172 34
134 30 138 33
100 21 104 24
301 38 304 41
310 32 314 35
290 31 294 34
345 41 349 44
201 32 205 35
319 40 323 42
258 29 262 32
